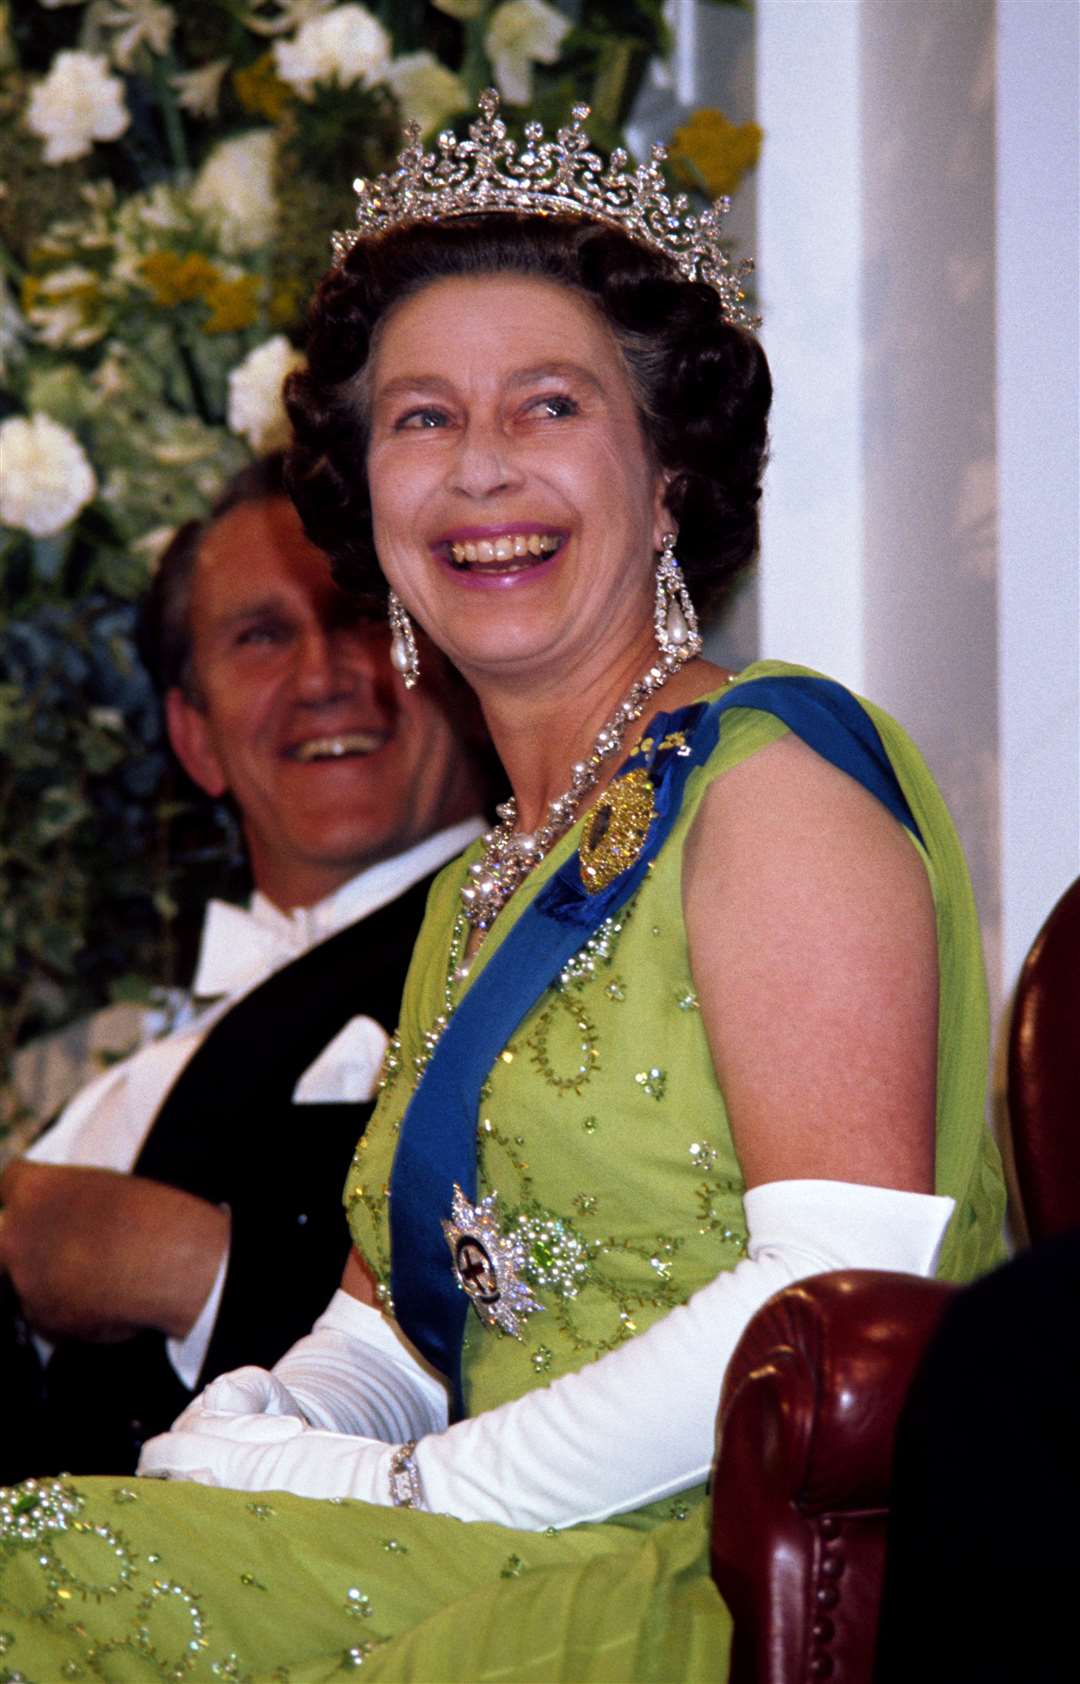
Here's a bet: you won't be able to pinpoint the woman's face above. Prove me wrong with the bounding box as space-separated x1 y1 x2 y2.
365 274 668 687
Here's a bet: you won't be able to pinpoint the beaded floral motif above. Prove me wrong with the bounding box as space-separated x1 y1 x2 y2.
476 1116 688 1359
695 1171 749 1249
634 1066 667 1101
527 994 599 1095
0 1478 220 1681
378 1031 404 1095
514 1211 590 1299
0 1477 81 1545
558 906 634 989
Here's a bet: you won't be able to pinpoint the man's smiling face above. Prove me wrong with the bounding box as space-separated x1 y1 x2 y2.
166 494 477 909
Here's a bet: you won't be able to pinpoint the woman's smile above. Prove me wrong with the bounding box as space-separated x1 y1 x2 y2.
445 531 563 568
433 524 566 586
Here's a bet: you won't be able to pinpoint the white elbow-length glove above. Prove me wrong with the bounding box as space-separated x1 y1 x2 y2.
137 1179 953 1528
146 1286 450 1439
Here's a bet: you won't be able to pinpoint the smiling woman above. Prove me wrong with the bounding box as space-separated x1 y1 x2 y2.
364 273 669 695
0 94 1005 1684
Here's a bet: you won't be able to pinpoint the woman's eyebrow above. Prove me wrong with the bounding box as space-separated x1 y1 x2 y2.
372 373 457 407
373 362 606 407
506 361 605 394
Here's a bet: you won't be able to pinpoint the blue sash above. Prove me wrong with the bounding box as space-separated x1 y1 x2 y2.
388 675 921 1413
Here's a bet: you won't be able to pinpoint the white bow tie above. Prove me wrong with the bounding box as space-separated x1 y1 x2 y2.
191 900 315 1000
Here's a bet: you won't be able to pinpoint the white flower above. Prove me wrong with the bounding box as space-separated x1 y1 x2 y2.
170 58 230 118
129 182 185 231
26 50 129 164
97 0 175 70
273 4 390 99
384 52 467 138
38 263 98 295
244 0 334 35
0 413 96 538
191 130 276 255
25 269 105 350
227 336 305 453
485 0 570 107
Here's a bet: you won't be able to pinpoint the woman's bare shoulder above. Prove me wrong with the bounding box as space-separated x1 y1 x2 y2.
681 730 939 1193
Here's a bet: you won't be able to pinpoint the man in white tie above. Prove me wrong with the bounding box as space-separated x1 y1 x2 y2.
0 456 491 1478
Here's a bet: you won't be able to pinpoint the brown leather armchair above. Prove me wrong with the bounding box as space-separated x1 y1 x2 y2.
709 873 1080 1682
711 1271 954 1684
1007 873 1080 1242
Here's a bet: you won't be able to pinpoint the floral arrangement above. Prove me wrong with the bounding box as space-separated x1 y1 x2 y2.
0 0 758 1138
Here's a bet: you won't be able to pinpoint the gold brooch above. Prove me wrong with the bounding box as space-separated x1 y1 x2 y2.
579 768 656 894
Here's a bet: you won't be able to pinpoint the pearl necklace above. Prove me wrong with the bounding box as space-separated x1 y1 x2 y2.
461 648 693 935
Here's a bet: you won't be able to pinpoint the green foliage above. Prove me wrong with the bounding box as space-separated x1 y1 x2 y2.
0 2 634 1139
0 0 753 1139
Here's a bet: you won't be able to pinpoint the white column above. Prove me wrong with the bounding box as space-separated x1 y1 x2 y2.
858 0 1001 992
755 1 1010 1019
996 0 1080 993
755 1 866 689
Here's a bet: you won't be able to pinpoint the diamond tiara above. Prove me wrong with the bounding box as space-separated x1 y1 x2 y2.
332 88 757 329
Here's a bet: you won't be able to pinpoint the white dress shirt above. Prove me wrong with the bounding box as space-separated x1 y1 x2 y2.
26 818 484 1383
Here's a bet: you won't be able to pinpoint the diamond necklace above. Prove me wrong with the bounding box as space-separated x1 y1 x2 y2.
461 649 692 936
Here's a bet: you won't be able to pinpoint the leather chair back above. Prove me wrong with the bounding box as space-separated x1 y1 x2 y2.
711 1270 953 1684
1007 873 1080 1241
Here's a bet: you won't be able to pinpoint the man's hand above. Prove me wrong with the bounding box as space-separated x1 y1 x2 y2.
0 1161 229 1342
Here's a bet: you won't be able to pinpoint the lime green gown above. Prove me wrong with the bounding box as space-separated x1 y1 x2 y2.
0 663 1006 1684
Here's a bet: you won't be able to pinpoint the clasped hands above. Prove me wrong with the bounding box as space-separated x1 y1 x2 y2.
137 1365 397 1503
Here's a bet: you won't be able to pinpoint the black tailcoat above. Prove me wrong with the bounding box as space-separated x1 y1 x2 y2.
5 874 433 1479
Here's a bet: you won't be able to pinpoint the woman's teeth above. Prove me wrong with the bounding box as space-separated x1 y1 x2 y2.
449 533 560 566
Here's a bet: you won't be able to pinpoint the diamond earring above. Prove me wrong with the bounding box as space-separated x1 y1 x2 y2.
388 590 420 689
654 534 702 661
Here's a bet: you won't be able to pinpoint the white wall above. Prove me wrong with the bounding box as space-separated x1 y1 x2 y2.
995 0 1080 994
753 0 1079 1030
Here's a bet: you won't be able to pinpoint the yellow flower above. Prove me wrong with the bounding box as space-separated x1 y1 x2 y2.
268 278 306 328
140 249 219 306
233 52 293 122
201 273 261 334
669 109 763 202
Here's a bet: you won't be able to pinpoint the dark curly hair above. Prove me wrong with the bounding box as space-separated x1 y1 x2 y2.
285 214 771 610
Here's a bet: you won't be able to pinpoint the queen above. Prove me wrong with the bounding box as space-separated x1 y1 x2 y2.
0 94 1005 1682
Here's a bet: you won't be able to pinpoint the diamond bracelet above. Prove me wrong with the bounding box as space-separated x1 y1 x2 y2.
388 1440 424 1509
